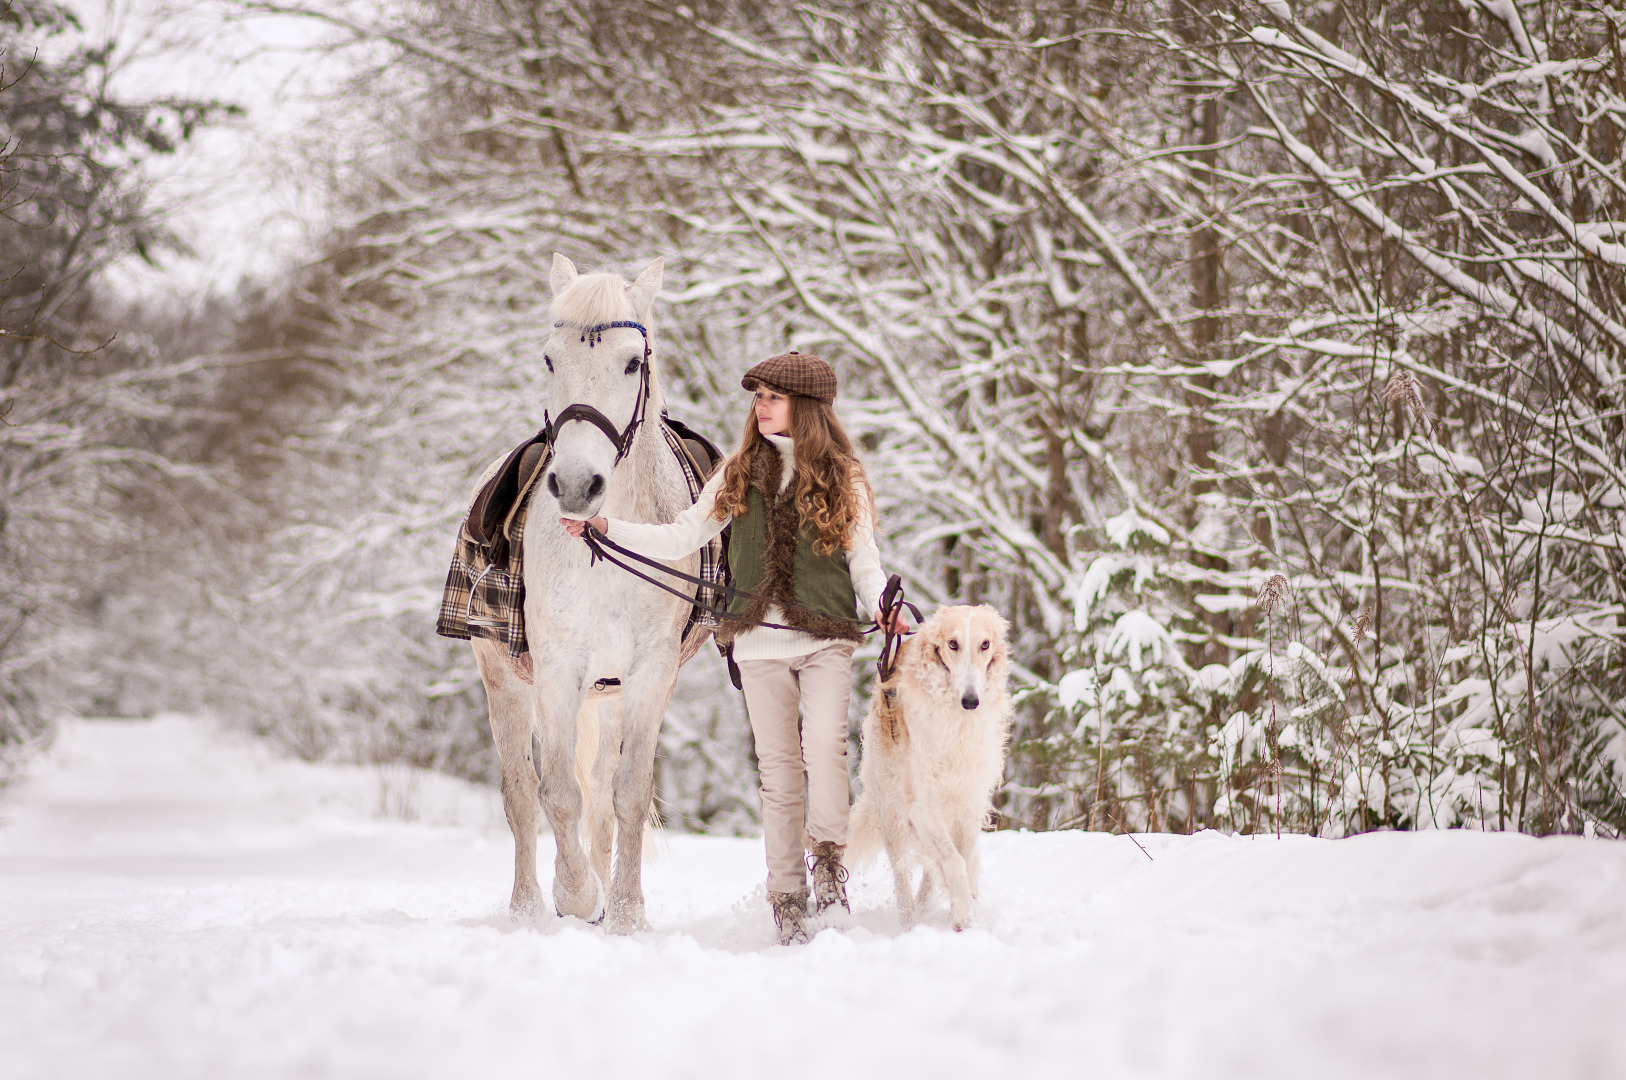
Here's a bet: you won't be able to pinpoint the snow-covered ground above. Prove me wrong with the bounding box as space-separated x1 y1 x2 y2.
3 718 1624 1080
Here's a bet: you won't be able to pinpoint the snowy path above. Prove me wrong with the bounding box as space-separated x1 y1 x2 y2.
2 719 1624 1080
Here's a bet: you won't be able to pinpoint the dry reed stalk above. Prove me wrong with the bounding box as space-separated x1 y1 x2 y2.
1381 370 1425 421
1257 574 1291 837
1351 605 1372 645
1257 574 1290 618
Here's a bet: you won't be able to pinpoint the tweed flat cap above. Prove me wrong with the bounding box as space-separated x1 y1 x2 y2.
741 351 837 402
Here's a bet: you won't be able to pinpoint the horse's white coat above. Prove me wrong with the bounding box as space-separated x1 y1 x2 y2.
472 253 698 933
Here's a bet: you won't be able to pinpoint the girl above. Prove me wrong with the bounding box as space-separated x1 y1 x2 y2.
562 351 903 944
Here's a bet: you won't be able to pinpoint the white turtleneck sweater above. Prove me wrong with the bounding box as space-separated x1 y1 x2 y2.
603 432 887 661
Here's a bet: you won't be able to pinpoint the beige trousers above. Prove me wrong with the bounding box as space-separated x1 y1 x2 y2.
738 641 856 895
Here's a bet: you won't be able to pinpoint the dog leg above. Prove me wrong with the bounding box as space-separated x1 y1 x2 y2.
891 857 917 929
919 825 973 931
883 813 918 929
953 817 982 902
915 864 937 912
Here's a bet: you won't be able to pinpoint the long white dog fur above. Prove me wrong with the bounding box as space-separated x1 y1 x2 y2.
849 604 1012 930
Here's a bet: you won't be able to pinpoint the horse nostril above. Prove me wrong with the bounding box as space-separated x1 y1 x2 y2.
545 473 560 498
586 474 605 500
961 694 979 711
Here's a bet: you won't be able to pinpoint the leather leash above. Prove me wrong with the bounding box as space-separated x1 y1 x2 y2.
576 530 920 691
579 528 888 634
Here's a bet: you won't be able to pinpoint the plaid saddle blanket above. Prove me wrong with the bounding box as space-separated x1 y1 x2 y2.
435 419 725 660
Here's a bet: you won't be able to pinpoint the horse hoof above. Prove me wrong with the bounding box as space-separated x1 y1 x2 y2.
587 872 607 923
510 884 543 920
605 896 645 935
554 870 606 923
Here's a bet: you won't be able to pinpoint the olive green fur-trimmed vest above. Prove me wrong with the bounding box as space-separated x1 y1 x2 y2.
716 443 863 646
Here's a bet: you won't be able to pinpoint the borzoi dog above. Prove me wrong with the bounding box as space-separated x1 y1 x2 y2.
849 605 1012 931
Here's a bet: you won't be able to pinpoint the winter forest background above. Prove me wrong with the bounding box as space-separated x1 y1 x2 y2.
4 0 1623 841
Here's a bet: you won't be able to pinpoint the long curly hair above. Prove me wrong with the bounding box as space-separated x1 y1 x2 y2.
713 394 872 555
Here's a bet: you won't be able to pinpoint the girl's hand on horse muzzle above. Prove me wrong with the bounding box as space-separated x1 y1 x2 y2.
560 516 607 538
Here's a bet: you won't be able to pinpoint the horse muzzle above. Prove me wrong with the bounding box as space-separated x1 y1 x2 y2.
546 459 608 517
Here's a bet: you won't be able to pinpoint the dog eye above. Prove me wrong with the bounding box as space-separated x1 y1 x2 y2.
947 641 959 651
980 640 990 651
624 356 641 375
544 354 553 373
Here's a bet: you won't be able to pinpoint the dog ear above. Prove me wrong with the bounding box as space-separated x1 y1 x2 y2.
895 630 933 687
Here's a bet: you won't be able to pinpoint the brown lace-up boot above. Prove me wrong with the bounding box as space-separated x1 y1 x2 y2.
769 890 810 945
808 841 850 914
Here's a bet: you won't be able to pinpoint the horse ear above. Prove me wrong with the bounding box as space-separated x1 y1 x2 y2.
550 253 579 296
626 257 664 319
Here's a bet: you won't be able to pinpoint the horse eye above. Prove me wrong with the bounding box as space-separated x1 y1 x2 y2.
980 640 990 651
947 640 959 651
624 357 641 375
544 354 553 373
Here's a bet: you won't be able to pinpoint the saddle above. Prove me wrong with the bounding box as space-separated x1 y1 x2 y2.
466 416 724 565
464 428 553 572
436 415 727 660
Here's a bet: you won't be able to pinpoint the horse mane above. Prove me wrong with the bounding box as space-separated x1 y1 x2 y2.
551 272 637 325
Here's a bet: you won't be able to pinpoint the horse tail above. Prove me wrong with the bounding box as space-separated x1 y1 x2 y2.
643 794 668 861
846 793 882 868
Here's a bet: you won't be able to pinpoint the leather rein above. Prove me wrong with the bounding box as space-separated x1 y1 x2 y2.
578 528 921 683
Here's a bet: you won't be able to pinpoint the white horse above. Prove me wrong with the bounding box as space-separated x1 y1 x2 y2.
469 253 698 933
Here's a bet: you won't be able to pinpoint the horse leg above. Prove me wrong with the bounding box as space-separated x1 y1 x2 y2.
578 697 622 896
473 641 543 917
603 671 675 934
535 675 602 922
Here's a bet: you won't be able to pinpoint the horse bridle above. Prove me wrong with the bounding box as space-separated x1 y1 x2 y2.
547 319 924 687
546 320 653 466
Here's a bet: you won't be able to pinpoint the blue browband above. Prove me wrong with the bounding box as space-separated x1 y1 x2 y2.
555 319 651 351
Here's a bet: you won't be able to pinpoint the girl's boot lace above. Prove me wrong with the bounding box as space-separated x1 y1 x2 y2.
807 841 850 914
769 890 810 945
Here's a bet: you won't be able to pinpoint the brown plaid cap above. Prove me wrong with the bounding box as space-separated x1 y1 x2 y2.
740 351 838 402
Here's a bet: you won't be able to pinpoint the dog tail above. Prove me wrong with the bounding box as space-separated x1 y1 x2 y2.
844 794 882 869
